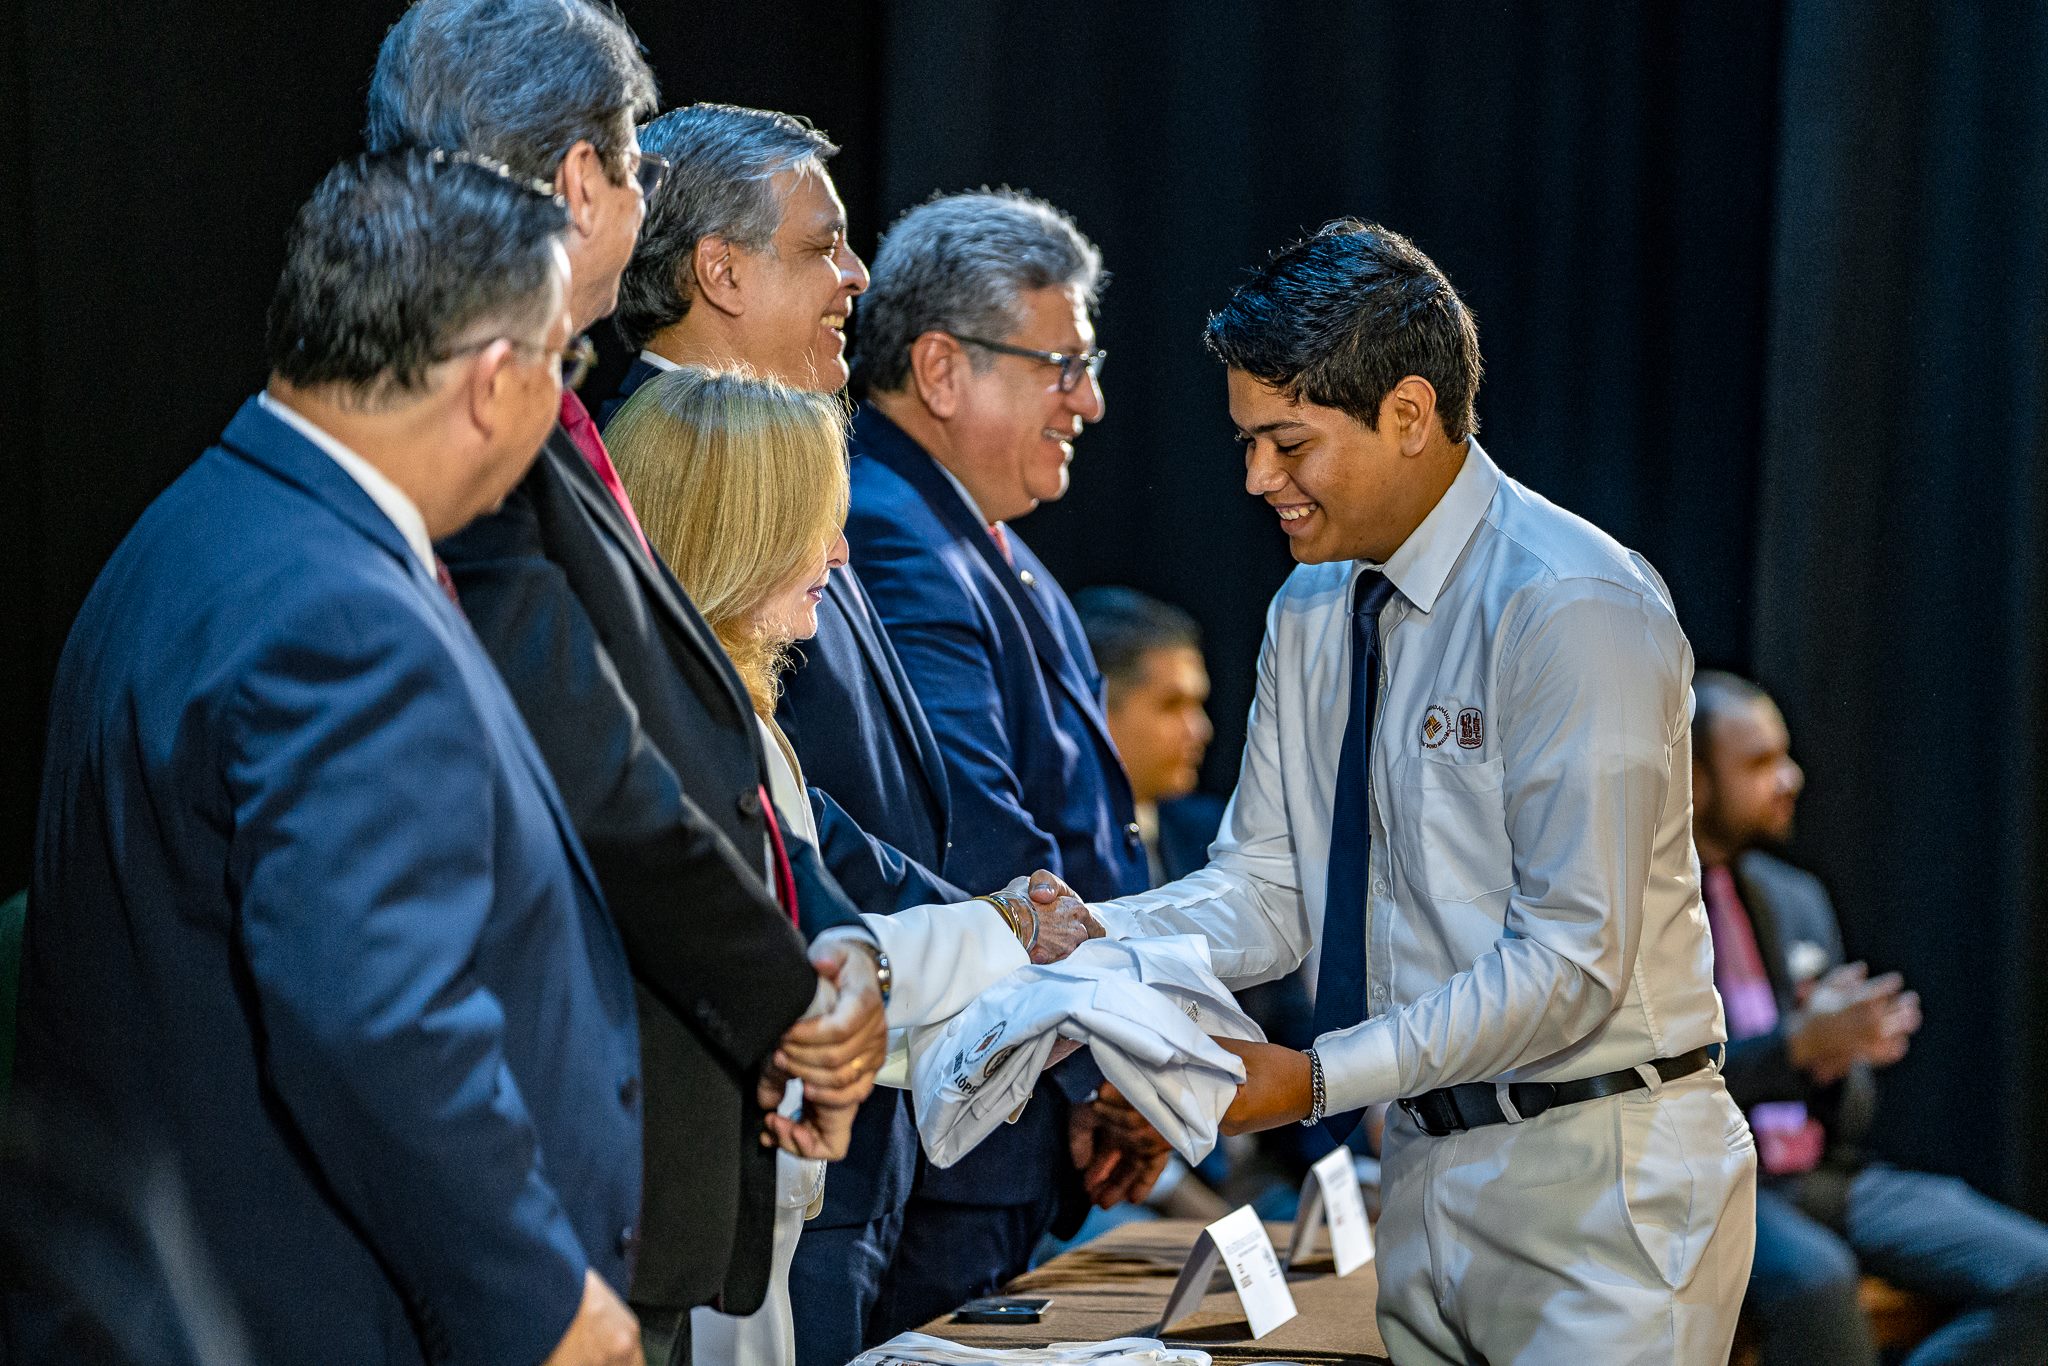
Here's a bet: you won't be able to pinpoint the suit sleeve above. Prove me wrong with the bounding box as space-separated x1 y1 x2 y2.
226 590 585 1366
847 508 1064 891
811 787 971 915
441 487 816 1083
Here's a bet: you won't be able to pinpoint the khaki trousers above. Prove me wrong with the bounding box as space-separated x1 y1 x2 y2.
1375 1066 1757 1364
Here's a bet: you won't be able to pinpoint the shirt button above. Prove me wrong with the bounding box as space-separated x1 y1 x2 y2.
618 1076 640 1108
617 1225 639 1259
1125 822 1142 840
737 789 761 819
1373 879 1386 895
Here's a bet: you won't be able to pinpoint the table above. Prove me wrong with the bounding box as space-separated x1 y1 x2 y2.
913 1217 1390 1364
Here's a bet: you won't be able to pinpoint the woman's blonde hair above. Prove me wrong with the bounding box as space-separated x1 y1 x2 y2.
608 365 850 716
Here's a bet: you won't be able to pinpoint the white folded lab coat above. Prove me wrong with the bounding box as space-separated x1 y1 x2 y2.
907 936 1262 1169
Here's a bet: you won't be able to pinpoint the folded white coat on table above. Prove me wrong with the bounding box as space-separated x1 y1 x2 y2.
907 935 1264 1169
848 1333 1213 1365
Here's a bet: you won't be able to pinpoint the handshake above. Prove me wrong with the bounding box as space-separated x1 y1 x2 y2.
755 873 1107 1161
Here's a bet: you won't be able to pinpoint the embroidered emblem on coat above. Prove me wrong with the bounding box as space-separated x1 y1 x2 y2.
1422 705 1452 749
1458 707 1484 749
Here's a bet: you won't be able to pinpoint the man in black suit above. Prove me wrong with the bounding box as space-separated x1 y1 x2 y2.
1693 671 2048 1366
365 8 888 1362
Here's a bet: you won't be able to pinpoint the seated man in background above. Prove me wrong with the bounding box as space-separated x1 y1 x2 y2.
1074 586 1222 885
1693 670 2048 1365
9 150 641 1366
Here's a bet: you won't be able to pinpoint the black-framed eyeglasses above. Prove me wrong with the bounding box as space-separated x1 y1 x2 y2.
438 333 597 391
949 334 1107 393
630 150 670 199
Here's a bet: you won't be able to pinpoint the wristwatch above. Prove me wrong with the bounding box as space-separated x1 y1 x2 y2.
858 941 893 1010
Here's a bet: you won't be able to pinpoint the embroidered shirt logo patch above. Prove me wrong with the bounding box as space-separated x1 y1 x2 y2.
1458 707 1484 749
1422 705 1452 749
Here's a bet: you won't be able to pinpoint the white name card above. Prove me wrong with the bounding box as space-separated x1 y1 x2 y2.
1285 1145 1375 1275
1160 1204 1298 1339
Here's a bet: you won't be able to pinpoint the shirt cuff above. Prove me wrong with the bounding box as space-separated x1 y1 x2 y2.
1313 1016 1402 1114
811 924 880 955
1088 902 1142 941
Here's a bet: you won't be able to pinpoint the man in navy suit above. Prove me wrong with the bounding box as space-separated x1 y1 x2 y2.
605 104 1050 1364
9 152 643 1366
366 9 889 1358
843 190 1170 1335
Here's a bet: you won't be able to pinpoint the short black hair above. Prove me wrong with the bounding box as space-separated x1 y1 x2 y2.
266 149 569 406
1074 587 1202 693
1204 219 1482 442
1691 669 1773 761
614 104 840 352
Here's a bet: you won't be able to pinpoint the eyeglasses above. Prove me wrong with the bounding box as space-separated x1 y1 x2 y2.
950 334 1108 393
438 332 597 391
630 150 669 199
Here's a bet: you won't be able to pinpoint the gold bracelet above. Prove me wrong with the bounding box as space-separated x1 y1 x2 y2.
976 894 1024 942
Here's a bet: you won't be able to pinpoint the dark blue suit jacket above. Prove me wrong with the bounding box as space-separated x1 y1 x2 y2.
846 404 1148 1214
11 398 641 1366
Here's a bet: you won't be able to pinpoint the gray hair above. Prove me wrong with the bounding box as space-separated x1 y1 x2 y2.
365 0 658 184
266 149 570 408
614 104 840 352
850 189 1105 397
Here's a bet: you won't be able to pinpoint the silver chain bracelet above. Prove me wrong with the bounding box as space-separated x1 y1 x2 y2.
1299 1046 1327 1127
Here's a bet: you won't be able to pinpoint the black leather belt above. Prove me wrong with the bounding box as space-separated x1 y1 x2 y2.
1397 1046 1718 1138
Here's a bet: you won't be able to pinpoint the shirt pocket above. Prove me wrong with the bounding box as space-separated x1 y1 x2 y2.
1390 754 1515 903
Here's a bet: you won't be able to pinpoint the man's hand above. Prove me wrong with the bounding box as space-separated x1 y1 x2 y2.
1786 962 1922 1085
1211 1037 1314 1136
541 1269 639 1366
757 1059 860 1160
775 942 886 1106
1068 1082 1172 1208
1012 870 1105 964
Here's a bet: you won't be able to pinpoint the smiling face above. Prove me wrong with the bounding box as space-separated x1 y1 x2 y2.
1229 368 1428 565
736 164 867 392
949 283 1104 523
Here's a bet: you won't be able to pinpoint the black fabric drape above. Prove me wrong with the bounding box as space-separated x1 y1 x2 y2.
2 0 2042 1213
1754 0 2048 1212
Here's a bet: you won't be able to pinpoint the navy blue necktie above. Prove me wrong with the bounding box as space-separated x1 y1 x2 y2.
1312 569 1396 1143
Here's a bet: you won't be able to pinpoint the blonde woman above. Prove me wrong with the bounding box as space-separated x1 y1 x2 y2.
608 365 847 1366
610 366 1104 1366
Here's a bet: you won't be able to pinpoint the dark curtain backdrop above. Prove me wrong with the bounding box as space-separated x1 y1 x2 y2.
3 2 2042 1212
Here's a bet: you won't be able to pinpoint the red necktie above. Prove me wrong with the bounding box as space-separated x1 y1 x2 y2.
433 556 465 614
559 390 654 562
987 522 1014 566
758 786 800 927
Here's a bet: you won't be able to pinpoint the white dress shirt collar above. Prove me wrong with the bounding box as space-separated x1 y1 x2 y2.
637 348 683 373
927 455 993 529
1365 437 1502 616
258 391 434 575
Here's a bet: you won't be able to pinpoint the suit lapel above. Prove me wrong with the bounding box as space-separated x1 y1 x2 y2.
827 570 953 832
546 427 755 734
224 400 612 912
857 409 1130 798
1732 857 1796 1010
